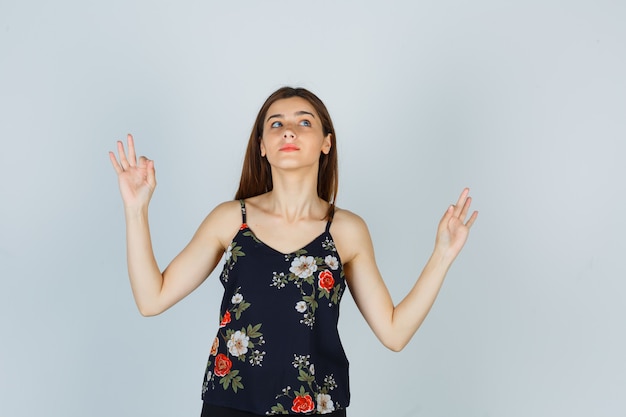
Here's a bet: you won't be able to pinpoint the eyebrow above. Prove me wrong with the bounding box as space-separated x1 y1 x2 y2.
266 110 316 122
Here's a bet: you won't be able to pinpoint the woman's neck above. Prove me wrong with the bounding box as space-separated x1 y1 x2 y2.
260 172 326 222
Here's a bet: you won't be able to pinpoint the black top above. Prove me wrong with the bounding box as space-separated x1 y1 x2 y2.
201 200 350 415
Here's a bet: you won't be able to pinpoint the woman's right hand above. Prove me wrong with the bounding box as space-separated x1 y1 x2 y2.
109 134 156 210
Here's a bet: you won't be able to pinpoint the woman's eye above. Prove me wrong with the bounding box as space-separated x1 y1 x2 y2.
299 120 311 127
270 121 282 128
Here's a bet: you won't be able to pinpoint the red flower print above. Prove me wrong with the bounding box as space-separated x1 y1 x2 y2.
214 353 232 377
318 270 335 292
219 310 231 328
210 337 219 356
291 394 315 413
240 223 248 230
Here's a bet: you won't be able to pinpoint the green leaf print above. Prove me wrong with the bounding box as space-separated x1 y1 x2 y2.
293 248 308 257
230 244 244 262
318 288 330 299
246 323 263 339
295 385 309 397
232 375 243 393
220 370 240 390
331 284 341 304
270 403 288 414
242 230 261 244
234 300 251 320
297 369 315 384
302 293 318 313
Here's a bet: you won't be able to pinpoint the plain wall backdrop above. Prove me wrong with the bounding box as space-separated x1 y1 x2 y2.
1 1 625 416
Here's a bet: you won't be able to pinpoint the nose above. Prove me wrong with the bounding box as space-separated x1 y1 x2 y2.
283 129 295 139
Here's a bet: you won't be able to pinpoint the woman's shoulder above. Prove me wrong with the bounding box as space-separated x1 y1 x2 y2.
196 200 245 247
206 199 244 222
332 206 366 227
331 206 373 263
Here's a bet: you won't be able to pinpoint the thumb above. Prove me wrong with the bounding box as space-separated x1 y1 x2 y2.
440 204 454 222
146 159 157 189
437 205 454 233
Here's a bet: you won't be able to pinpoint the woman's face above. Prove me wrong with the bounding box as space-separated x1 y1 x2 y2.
259 97 332 171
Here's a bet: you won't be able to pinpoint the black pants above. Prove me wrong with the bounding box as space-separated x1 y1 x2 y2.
201 403 347 417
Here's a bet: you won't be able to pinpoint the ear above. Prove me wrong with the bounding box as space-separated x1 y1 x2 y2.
321 133 332 155
259 137 266 157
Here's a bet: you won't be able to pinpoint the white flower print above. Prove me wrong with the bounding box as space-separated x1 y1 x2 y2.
324 255 339 270
316 393 335 414
324 374 337 390
202 374 210 395
300 313 315 328
321 237 336 252
292 354 310 368
249 350 266 366
271 272 288 288
289 255 318 279
309 364 315 375
231 293 243 304
227 330 250 357
295 301 307 313
225 245 233 261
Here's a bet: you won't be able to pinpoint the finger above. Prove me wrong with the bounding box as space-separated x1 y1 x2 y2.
146 159 157 189
137 156 157 187
137 155 149 168
454 188 470 205
117 140 130 169
459 196 472 220
465 211 479 228
452 188 470 216
127 134 137 167
439 204 455 227
109 151 123 174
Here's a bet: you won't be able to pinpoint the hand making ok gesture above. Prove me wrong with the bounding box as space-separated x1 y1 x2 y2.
109 134 157 210
434 187 479 261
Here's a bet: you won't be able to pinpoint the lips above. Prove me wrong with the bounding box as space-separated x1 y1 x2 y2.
280 144 300 151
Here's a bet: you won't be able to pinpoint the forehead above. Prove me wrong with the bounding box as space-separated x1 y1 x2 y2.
265 96 318 119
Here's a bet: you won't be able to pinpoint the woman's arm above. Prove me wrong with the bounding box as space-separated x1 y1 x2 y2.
109 134 235 316
335 189 478 351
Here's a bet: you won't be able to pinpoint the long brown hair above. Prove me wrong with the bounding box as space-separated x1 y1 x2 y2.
235 87 338 220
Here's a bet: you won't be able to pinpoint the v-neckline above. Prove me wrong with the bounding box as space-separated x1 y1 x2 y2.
241 224 328 257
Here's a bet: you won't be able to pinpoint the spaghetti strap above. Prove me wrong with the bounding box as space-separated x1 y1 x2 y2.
239 199 247 224
325 204 335 233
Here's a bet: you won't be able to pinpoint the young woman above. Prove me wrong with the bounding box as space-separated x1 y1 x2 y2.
109 87 478 416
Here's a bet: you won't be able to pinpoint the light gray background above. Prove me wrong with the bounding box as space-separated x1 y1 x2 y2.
1 1 625 416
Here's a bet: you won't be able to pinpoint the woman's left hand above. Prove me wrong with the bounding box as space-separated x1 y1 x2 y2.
435 188 478 260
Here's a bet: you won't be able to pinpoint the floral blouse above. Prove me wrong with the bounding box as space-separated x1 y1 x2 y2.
201 200 350 415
